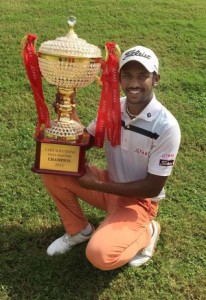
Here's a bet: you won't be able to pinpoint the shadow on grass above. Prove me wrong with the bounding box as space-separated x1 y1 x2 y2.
1 224 121 300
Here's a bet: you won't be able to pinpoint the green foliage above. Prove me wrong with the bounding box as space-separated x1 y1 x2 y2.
0 0 206 299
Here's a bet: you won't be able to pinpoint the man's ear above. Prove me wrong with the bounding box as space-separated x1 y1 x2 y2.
153 73 160 86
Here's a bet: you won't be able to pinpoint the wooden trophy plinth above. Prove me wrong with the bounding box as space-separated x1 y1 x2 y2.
32 131 90 176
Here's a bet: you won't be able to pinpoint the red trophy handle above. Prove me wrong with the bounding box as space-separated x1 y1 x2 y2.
94 42 121 148
21 34 50 137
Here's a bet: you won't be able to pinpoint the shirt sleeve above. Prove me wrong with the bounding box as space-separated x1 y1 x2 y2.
148 124 181 176
86 119 97 137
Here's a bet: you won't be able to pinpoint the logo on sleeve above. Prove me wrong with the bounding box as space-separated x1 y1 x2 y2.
159 159 174 166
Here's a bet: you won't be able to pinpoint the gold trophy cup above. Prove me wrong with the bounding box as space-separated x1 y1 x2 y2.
23 17 102 176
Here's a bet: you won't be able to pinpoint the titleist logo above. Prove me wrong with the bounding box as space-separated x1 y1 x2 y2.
159 159 174 166
123 50 151 60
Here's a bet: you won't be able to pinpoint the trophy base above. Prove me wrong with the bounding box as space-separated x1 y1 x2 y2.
32 131 90 176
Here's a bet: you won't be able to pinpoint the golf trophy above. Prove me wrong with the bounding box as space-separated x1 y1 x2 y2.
22 17 102 176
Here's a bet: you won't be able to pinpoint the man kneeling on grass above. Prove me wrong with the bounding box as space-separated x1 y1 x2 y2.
42 45 181 270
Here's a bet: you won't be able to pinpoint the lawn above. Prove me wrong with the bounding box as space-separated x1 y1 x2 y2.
0 0 206 299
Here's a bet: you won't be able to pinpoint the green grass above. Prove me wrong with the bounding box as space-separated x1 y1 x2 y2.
0 0 206 299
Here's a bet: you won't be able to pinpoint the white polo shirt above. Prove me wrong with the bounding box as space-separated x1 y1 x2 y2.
87 95 181 200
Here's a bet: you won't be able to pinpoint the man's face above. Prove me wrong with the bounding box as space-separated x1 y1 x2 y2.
120 61 159 106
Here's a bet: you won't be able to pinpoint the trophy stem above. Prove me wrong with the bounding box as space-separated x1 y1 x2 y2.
45 88 84 141
55 88 76 122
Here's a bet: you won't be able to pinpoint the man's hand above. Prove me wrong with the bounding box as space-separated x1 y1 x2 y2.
78 167 100 190
78 167 168 198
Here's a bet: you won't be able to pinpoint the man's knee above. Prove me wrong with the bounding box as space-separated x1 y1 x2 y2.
41 174 55 187
86 243 111 271
86 235 122 271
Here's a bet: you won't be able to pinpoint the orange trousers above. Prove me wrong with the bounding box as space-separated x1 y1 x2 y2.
42 166 158 270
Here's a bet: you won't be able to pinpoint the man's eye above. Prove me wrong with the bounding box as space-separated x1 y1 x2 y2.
123 74 132 78
139 74 149 79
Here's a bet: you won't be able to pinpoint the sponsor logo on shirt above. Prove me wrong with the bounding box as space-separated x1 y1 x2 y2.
159 159 174 166
134 148 149 156
161 153 175 158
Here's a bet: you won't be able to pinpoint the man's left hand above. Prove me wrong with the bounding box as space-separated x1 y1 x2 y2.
78 167 100 190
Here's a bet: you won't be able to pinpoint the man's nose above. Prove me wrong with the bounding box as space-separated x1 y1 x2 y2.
130 77 141 87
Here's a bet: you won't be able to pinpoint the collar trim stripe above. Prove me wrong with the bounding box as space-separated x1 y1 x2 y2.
121 120 159 139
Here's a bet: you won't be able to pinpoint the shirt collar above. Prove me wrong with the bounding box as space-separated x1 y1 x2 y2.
121 94 162 122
